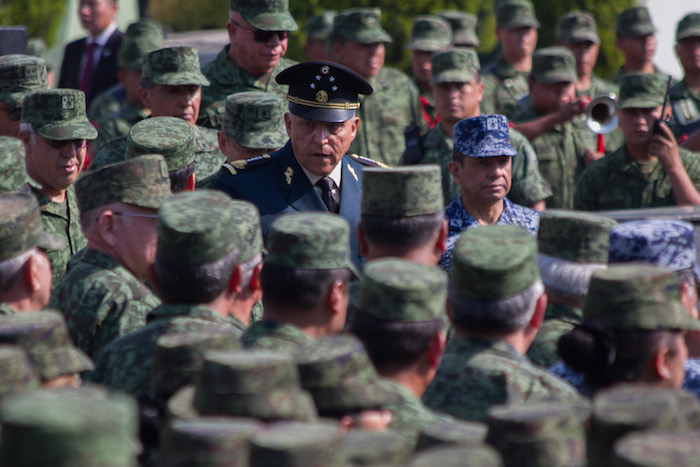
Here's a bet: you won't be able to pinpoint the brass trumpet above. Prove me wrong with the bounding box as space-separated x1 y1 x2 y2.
585 94 618 135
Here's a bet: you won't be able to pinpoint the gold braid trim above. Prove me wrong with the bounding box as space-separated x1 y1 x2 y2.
286 95 361 110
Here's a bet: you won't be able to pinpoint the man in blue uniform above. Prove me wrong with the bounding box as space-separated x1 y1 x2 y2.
214 61 383 267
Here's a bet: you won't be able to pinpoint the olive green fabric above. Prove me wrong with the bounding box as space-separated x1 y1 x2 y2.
0 386 138 467
118 21 163 71
430 48 480 86
531 47 577 85
616 73 667 110
249 421 345 467
304 11 336 40
0 137 28 193
613 431 700 467
222 91 287 149
416 418 488 451
407 16 452 52
21 89 97 141
341 430 406 465
556 11 599 44
496 0 539 29
450 225 540 300
142 47 209 87
615 7 655 38
0 311 94 381
411 445 503 467
359 258 447 322
0 191 64 261
126 117 195 171
361 165 443 217
438 11 480 47
157 190 260 266
583 264 700 331
75 154 172 213
0 55 48 108
0 345 39 400
229 0 298 32
677 13 700 40
537 210 617 263
333 8 392 44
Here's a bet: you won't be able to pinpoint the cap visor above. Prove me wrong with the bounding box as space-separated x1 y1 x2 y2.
617 98 663 110
502 19 539 29
247 12 298 32
35 121 98 141
406 39 449 52
289 102 355 124
536 73 577 85
430 69 478 86
569 33 600 44
153 72 209 87
677 29 700 40
454 32 480 47
349 29 393 44
37 231 65 252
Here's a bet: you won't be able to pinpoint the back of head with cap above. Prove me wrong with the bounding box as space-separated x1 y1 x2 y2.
0 55 48 111
438 11 480 48
222 91 288 150
21 89 97 142
141 46 209 88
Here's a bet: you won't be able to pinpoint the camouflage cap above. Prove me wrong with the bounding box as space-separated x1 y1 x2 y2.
615 7 655 38
142 46 209 87
613 431 700 467
0 386 138 467
407 16 452 52
616 73 667 110
438 11 480 47
223 92 288 149
411 445 503 467
0 345 39 400
0 55 48 109
168 351 318 422
24 39 46 60
75 154 172 213
149 329 242 399
588 385 689 465
496 0 539 30
0 311 94 381
118 21 163 70
265 212 357 276
358 258 447 323
556 11 599 44
250 421 345 467
538 210 617 263
430 48 480 86
583 264 700 332
677 13 700 40
126 117 195 171
451 225 539 300
341 430 405 465
0 137 28 193
157 190 261 266
159 418 262 467
361 165 443 217
608 220 700 282
453 115 518 158
531 47 578 84
292 335 400 414
304 11 336 41
0 191 64 261
333 8 392 44
416 419 488 451
485 401 587 467
229 0 298 32
21 89 97 141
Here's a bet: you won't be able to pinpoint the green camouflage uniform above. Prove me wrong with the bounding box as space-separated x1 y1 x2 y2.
670 14 700 137
241 320 311 352
481 58 530 120
92 101 149 152
576 75 618 100
527 303 581 368
0 54 48 118
0 137 28 194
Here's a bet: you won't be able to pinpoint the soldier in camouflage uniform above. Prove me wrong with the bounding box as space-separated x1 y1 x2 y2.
612 7 671 85
198 0 298 129
0 386 139 467
439 115 540 273
249 422 347 466
331 8 424 167
198 91 288 189
0 137 28 193
526 210 616 368
88 190 264 398
437 11 480 49
511 47 596 209
480 0 538 120
49 155 169 357
406 16 452 129
350 258 457 450
575 73 700 211
0 55 48 137
0 311 94 388
0 192 63 315
242 213 356 352
671 13 700 139
302 11 336 61
89 21 163 152
18 89 96 288
98 46 225 180
423 225 580 422
406 48 552 209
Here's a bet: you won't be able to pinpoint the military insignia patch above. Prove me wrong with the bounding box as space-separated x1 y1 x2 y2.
316 90 328 103
487 117 499 131
284 167 294 185
321 66 330 75
62 95 75 110
24 65 37 79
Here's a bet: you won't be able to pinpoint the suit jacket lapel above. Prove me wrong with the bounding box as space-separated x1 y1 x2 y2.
277 143 326 212
339 156 361 228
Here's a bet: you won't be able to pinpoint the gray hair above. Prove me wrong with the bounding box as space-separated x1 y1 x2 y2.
0 249 36 291
239 252 262 289
537 253 607 301
448 280 545 334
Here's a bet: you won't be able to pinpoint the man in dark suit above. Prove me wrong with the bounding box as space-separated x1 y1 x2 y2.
214 61 384 267
58 0 122 106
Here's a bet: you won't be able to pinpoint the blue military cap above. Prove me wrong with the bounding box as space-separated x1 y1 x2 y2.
276 61 373 124
453 114 517 158
608 220 700 282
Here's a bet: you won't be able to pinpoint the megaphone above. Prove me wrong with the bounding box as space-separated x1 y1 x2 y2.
585 94 618 135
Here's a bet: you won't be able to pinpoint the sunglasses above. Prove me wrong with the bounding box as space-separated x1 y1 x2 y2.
229 19 289 43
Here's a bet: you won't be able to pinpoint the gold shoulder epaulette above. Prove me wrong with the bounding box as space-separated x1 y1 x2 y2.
348 154 390 168
221 153 274 175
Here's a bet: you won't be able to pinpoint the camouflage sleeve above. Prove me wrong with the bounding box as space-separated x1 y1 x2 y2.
93 117 131 153
573 160 607 211
509 129 552 206
680 149 700 193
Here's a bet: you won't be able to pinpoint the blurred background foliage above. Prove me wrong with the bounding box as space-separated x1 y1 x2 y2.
0 0 67 47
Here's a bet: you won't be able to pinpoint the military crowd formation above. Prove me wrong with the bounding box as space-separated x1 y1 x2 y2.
1 0 700 464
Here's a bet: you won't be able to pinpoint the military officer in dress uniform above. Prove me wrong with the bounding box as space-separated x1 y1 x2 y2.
214 60 384 267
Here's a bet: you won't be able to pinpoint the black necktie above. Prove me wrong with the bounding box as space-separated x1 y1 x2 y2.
316 176 339 213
